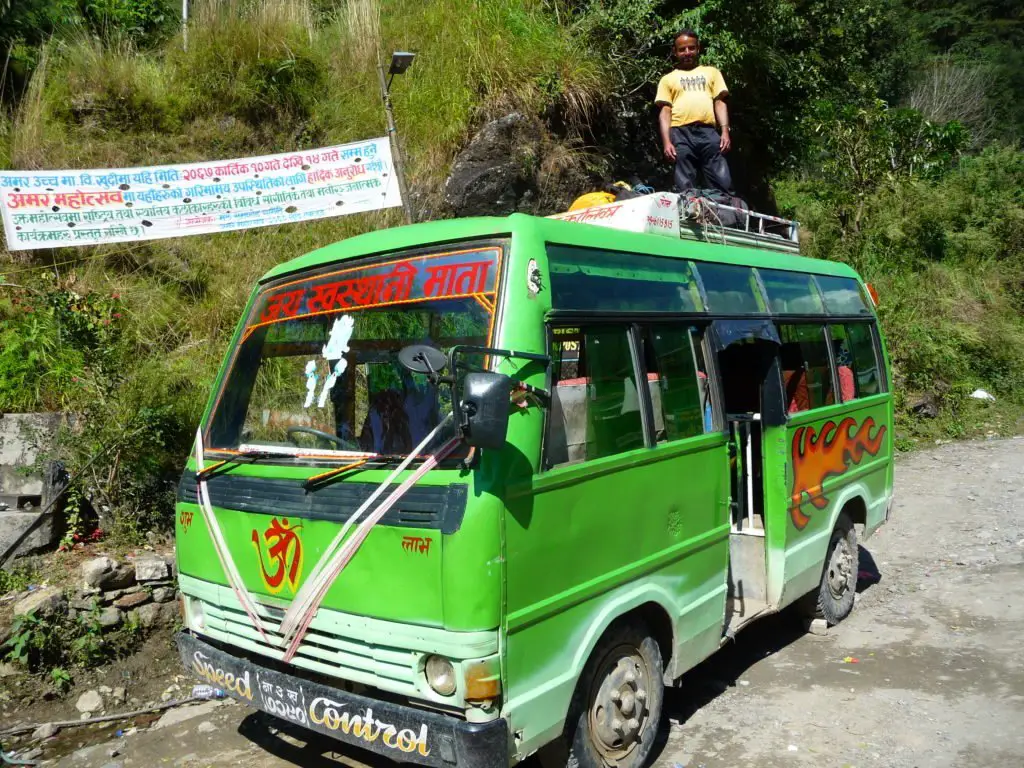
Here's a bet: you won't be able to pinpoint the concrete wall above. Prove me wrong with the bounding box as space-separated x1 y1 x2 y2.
0 412 62 498
0 413 65 565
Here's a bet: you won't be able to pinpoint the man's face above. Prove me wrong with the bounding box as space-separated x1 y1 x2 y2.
673 35 700 69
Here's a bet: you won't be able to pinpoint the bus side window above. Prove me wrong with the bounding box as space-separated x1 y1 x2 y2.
545 325 645 468
644 325 710 441
831 323 881 400
778 324 834 413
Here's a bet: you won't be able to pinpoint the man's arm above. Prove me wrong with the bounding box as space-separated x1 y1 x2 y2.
714 98 731 153
659 105 676 161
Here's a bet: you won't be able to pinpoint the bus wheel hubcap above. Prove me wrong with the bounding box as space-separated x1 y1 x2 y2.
589 651 650 759
828 538 853 598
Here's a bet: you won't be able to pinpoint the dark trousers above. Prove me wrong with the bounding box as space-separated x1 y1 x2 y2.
670 124 734 195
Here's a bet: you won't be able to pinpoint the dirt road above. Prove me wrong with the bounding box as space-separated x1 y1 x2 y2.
33 437 1024 768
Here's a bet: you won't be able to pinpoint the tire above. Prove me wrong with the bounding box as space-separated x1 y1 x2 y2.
540 621 665 768
807 512 859 625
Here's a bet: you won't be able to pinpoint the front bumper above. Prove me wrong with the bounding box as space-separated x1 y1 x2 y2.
176 632 508 767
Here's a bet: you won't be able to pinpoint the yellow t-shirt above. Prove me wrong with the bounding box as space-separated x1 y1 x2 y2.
655 66 728 128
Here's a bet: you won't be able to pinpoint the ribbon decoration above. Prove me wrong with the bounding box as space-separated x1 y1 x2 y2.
281 438 459 662
277 415 458 662
194 429 271 643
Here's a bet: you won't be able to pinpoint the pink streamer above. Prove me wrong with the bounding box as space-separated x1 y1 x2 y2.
281 438 460 663
197 482 270 643
194 431 270 643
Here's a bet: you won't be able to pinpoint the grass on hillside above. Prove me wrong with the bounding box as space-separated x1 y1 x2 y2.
0 0 607 536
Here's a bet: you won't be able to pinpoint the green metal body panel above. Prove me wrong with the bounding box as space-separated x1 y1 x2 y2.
760 396 894 608
176 212 894 764
176 465 501 629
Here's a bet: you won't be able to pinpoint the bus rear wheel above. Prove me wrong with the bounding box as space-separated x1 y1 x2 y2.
807 512 858 625
550 622 664 768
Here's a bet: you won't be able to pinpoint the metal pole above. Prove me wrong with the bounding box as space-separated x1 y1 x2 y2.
377 60 414 224
182 0 189 52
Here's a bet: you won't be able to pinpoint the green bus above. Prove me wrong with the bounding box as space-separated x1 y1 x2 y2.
175 209 893 768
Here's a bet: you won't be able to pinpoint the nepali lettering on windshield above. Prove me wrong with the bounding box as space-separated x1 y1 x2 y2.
206 245 502 458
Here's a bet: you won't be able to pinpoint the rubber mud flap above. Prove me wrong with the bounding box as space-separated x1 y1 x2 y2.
176 632 509 766
452 717 509 768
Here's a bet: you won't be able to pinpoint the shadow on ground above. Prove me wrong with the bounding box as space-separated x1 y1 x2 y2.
648 545 883 764
238 711 394 767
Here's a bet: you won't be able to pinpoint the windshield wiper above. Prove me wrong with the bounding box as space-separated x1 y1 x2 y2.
196 450 284 482
301 452 445 491
302 456 396 491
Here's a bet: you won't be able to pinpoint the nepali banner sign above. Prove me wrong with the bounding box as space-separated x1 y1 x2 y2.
0 138 401 251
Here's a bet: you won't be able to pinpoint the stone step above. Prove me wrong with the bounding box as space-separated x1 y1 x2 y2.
0 510 56 565
0 493 42 511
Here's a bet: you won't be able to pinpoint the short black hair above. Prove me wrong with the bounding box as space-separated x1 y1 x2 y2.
674 29 700 45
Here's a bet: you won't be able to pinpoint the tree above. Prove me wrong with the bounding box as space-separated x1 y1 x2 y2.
570 0 924 203
809 98 968 230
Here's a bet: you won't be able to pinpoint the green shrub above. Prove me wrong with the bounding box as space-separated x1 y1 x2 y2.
1 605 145 674
778 143 1024 440
0 564 38 596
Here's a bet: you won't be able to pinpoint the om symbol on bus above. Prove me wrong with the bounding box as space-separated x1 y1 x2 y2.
251 517 304 594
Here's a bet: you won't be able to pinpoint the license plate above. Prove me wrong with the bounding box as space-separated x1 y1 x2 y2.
176 632 446 765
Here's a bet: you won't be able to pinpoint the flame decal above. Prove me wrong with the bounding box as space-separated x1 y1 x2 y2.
789 417 886 529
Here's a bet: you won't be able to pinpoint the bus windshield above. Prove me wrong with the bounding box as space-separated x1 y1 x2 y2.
205 244 501 459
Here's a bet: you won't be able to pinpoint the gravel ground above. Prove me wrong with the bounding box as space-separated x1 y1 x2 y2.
27 436 1024 768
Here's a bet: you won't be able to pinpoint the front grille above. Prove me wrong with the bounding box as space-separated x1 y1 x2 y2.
198 599 421 693
178 474 468 533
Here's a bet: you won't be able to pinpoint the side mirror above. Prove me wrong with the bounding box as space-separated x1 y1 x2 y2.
398 344 448 378
460 372 512 449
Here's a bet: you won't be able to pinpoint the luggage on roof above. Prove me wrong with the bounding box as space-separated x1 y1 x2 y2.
549 191 800 254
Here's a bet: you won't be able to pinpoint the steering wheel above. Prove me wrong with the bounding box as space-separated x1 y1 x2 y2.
286 427 360 452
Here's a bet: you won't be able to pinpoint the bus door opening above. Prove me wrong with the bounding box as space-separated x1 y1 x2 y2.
711 320 785 627
715 333 779 535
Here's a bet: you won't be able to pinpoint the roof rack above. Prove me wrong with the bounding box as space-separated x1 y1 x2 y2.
548 192 801 255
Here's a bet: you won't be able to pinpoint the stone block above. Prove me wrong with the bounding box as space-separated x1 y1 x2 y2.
0 413 62 498
82 557 116 587
82 557 135 591
152 587 175 603
134 603 161 628
0 510 59 562
114 591 150 609
70 594 100 611
14 586 66 617
75 689 103 714
134 557 169 582
97 607 122 628
31 722 59 741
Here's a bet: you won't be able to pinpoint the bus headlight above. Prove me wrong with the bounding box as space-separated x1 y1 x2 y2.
425 655 456 696
183 595 206 631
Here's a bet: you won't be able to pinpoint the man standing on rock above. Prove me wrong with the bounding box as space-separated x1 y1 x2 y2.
655 30 734 195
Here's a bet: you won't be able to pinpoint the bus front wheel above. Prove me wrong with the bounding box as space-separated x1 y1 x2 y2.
544 621 664 768
804 512 859 625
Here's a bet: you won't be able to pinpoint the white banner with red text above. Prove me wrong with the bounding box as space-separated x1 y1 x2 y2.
0 138 401 251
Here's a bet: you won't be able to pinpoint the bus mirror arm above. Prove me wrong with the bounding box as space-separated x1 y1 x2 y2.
400 344 551 449
447 344 551 369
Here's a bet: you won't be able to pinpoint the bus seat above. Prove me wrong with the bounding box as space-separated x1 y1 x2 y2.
548 381 590 464
782 368 810 414
780 342 809 413
838 365 855 402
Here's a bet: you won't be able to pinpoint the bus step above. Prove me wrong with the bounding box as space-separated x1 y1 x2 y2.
723 599 771 642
